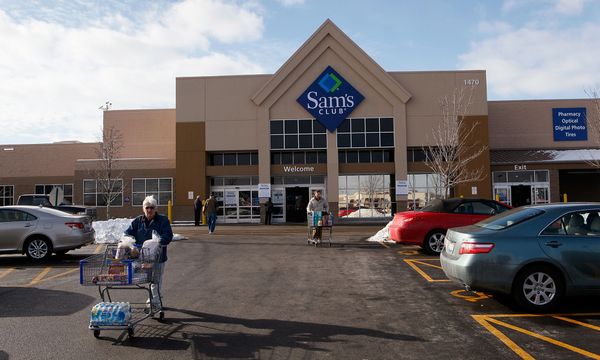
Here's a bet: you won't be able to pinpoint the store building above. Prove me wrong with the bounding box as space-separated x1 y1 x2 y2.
1 19 598 222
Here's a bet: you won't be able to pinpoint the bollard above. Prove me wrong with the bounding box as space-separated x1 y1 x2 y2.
168 200 172 223
201 199 207 225
495 194 500 202
563 193 568 203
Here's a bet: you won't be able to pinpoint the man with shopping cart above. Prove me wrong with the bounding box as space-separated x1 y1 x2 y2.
124 195 173 309
306 190 329 243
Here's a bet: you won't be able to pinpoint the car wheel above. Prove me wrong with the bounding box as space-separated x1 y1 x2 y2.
424 230 445 255
513 265 563 312
25 237 52 261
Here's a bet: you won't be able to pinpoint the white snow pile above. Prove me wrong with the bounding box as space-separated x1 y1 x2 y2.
92 218 187 244
367 220 395 244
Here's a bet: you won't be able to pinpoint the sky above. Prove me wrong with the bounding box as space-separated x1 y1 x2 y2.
0 0 599 145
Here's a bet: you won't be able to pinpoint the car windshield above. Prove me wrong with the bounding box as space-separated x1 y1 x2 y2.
475 207 544 230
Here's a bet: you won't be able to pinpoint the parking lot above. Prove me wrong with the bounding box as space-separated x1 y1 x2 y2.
1 224 600 359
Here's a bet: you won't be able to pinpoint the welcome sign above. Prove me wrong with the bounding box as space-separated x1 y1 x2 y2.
297 66 364 132
552 107 587 141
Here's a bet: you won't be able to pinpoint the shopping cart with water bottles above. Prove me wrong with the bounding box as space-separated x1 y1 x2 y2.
79 243 165 338
306 211 333 247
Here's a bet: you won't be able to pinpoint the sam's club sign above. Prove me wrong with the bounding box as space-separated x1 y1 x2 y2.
297 66 364 132
553 107 587 141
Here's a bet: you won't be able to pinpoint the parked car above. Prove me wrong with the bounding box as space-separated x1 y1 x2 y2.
389 198 511 254
0 205 95 261
441 203 600 311
17 194 97 219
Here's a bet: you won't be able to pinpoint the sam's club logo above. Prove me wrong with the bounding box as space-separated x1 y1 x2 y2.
297 66 364 132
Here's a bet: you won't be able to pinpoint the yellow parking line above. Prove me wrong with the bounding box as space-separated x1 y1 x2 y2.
94 244 105 254
35 268 79 284
403 259 450 282
29 267 52 285
0 268 15 280
472 315 533 360
410 259 443 270
553 316 600 331
378 241 390 249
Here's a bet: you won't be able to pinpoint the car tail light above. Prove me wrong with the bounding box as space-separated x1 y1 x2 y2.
65 222 84 230
459 242 495 254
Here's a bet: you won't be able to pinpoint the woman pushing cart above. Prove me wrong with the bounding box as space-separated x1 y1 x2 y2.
80 195 173 338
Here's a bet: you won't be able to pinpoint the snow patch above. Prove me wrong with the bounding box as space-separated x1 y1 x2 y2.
92 218 187 244
367 220 395 244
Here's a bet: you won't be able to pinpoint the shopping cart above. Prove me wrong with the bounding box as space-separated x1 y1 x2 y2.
80 244 165 338
306 211 333 247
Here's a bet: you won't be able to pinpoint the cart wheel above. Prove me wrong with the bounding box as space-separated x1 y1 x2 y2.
128 328 134 338
93 330 100 338
159 311 164 321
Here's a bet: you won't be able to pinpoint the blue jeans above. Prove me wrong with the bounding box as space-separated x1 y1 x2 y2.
207 213 217 232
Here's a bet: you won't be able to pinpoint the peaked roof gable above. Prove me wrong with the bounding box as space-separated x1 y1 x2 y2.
251 19 411 107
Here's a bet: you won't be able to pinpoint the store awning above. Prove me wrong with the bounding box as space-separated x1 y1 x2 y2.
490 149 600 165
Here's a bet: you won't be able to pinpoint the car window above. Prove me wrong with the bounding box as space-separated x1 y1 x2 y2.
476 207 544 230
470 201 498 215
544 210 600 236
485 201 510 214
0 210 36 222
454 203 474 214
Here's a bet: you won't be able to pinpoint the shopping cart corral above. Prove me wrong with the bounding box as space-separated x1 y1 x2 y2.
307 211 333 247
80 244 165 338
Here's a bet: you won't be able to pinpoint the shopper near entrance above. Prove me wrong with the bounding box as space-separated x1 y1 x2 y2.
264 197 274 225
124 195 173 307
203 193 218 234
193 195 202 226
307 190 329 241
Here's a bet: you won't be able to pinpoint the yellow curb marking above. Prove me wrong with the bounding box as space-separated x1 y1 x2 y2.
403 259 450 282
378 241 390 249
94 244 105 254
29 267 52 285
473 314 600 360
0 268 15 280
450 289 492 303
35 268 79 284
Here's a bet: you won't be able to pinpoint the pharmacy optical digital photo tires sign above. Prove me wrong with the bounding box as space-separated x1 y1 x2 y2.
297 66 364 132
553 107 587 141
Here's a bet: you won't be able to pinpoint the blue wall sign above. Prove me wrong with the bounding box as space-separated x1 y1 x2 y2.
552 107 587 141
297 66 364 132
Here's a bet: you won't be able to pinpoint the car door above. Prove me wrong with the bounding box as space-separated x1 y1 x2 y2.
539 210 600 291
0 209 38 251
449 201 496 227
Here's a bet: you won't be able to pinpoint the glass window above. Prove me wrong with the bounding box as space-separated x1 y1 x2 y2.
366 133 379 147
251 152 258 165
132 179 145 192
352 133 365 147
507 171 534 182
146 179 159 192
338 152 346 164
313 121 326 133
359 151 371 163
476 208 544 230
271 152 281 165
380 133 394 147
271 135 284 149
535 170 548 182
270 120 283 134
311 175 325 184
285 134 298 149
313 134 326 148
383 150 393 162
380 118 393 131
35 185 44 194
224 153 236 165
371 150 383 163
338 119 350 132
299 119 312 133
285 120 298 133
0 185 14 206
337 174 392 219
351 118 365 132
493 171 507 183
131 178 172 206
337 134 351 148
366 118 379 132
159 179 172 192
84 179 123 207
281 152 293 164
237 153 251 165
212 153 223 166
412 149 427 162
293 152 305 164
317 151 327 163
346 151 358 163
306 151 318 164
211 177 224 186
299 135 312 148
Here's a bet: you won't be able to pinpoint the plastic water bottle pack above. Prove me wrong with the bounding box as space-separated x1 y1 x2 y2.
90 302 131 326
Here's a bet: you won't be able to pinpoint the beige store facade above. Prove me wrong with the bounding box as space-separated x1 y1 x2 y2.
173 19 490 223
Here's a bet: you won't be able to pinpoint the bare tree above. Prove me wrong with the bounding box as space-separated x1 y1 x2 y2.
585 88 600 168
360 175 383 216
93 125 124 219
424 85 487 199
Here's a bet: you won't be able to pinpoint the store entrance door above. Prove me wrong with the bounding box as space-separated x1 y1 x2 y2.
286 186 309 223
511 185 531 208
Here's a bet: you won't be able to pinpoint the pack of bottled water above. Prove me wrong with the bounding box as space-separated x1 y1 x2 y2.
90 302 131 326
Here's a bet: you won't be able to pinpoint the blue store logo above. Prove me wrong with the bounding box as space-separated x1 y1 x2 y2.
297 66 364 132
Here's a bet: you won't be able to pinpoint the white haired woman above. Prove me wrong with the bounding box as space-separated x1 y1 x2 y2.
124 195 173 309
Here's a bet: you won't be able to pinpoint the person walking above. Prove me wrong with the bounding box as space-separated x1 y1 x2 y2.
124 195 173 308
306 190 329 242
203 193 218 234
264 197 274 225
193 195 202 226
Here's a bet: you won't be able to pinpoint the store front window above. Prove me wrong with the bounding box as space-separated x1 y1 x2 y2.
407 174 443 210
492 170 550 207
338 175 392 219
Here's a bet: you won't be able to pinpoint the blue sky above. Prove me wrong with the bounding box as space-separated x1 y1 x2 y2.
0 0 599 144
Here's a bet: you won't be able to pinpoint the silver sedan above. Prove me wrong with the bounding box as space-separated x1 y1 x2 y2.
441 203 600 312
0 205 95 261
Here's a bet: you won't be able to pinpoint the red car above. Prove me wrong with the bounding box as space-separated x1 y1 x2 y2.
389 198 511 254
